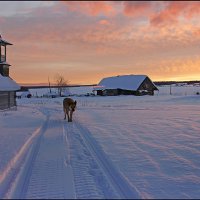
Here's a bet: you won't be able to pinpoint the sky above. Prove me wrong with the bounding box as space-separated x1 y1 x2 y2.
0 1 200 85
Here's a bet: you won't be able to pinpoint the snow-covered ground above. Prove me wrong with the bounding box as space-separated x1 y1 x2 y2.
0 85 200 199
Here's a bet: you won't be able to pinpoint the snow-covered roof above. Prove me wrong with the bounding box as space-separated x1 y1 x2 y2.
0 39 12 45
0 74 20 91
95 75 151 91
0 61 11 66
0 35 12 45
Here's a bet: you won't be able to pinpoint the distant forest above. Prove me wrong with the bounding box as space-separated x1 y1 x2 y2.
19 81 200 91
154 80 200 86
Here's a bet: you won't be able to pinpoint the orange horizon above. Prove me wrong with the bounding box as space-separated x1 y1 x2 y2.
1 1 200 85
17 76 200 87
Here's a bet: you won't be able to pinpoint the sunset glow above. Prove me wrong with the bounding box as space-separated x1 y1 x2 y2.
0 1 200 85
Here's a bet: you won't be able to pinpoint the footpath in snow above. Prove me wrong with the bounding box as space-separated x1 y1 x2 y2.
0 94 200 199
1 104 140 199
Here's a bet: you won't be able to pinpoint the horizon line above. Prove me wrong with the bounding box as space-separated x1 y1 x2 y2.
18 80 200 86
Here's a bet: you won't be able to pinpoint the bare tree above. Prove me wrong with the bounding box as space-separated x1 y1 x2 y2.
54 74 69 97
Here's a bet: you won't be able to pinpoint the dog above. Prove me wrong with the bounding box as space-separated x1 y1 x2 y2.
63 98 77 122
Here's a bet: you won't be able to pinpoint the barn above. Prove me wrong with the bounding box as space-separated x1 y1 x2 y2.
0 34 20 110
93 75 158 96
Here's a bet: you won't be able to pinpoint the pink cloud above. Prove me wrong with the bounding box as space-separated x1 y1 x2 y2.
123 1 153 18
150 1 200 26
62 1 116 16
184 2 200 19
98 19 110 26
192 28 200 37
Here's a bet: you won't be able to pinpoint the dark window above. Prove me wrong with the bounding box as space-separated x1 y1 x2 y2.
0 65 9 76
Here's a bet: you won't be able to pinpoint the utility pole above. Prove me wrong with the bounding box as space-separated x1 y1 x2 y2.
48 76 52 93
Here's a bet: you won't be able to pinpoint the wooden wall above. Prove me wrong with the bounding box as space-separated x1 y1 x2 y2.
0 91 16 110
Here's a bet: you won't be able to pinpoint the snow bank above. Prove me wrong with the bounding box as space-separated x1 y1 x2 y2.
0 106 45 183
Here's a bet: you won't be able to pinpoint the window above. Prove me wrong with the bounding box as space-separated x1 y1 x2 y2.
0 65 9 76
3 65 9 76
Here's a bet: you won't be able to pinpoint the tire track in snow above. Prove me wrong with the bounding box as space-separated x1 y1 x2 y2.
7 114 50 199
7 108 76 199
74 121 141 199
64 120 141 199
0 114 49 199
19 116 75 199
64 123 110 199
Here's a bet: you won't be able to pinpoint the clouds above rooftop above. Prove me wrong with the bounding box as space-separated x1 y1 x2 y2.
0 1 200 84
61 1 116 16
150 1 200 26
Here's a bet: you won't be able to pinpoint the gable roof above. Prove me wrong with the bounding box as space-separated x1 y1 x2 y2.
0 38 12 45
0 35 12 45
0 74 20 91
95 75 156 91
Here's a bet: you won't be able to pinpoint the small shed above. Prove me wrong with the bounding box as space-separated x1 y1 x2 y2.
93 74 158 96
0 34 20 110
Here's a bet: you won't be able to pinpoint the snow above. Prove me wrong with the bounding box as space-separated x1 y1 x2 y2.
0 36 12 45
0 85 200 199
95 74 157 91
0 74 20 91
16 91 31 98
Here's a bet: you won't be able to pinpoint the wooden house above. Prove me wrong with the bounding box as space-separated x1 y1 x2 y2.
93 75 158 96
0 34 20 110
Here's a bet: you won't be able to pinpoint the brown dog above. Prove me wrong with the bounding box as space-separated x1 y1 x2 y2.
63 98 77 122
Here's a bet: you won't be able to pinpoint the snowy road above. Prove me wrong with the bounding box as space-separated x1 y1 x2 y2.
8 112 75 199
65 121 140 199
1 94 200 199
2 106 140 199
